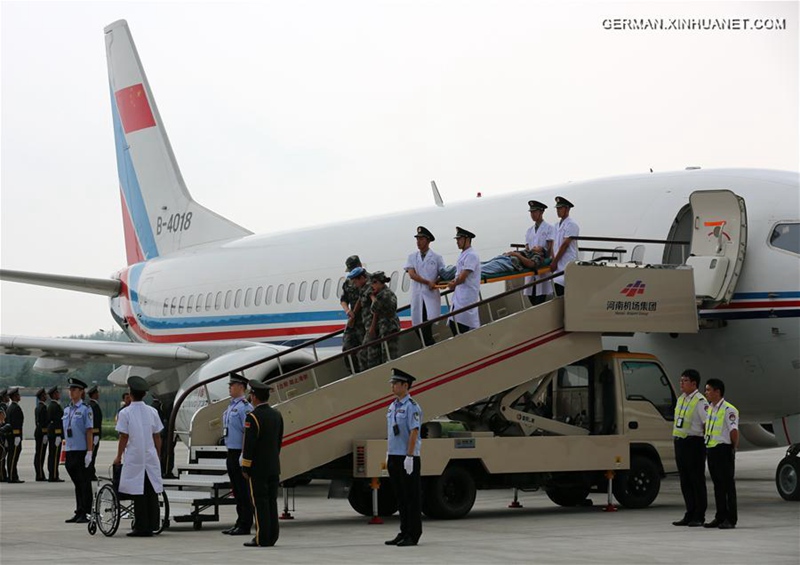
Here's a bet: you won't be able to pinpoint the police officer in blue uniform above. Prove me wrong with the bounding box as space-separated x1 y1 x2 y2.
62 378 94 523
222 372 254 536
385 368 423 547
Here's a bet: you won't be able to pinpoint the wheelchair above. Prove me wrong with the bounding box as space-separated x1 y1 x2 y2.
88 464 170 537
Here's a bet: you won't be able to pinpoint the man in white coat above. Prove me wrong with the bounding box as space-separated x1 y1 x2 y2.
551 196 580 297
114 376 164 537
523 200 554 306
404 226 445 346
447 226 481 335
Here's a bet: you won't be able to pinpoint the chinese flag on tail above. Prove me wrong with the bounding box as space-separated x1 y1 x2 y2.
115 83 156 133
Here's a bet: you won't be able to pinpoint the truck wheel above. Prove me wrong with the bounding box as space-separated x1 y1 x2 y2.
545 486 591 507
422 465 476 519
613 455 661 509
347 479 398 517
775 456 800 501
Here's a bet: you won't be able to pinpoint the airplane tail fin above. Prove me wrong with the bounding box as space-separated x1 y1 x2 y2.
104 20 251 265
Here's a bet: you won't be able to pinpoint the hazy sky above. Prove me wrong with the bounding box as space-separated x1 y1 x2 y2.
1 0 797 337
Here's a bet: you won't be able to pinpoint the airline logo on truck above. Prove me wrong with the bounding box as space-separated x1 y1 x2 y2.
620 280 646 297
609 280 657 314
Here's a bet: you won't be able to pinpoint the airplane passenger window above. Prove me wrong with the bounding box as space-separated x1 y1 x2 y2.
244 288 253 307
389 271 399 291
323 279 332 300
769 222 800 255
287 283 296 303
215 292 222 311
276 284 285 304
254 286 263 306
178 296 186 314
170 297 177 315
310 280 319 301
265 286 274 305
337 277 345 297
401 271 410 292
205 293 213 311
186 294 194 313
162 299 169 316
224 290 233 309
298 281 307 302
234 289 243 308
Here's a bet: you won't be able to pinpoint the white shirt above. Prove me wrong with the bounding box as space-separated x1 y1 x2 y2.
552 216 580 286
523 221 554 297
707 398 739 445
451 246 481 329
116 401 164 495
677 390 709 437
404 249 445 325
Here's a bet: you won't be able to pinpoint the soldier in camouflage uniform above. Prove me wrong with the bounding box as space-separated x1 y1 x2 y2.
366 271 401 369
340 255 365 372
346 267 373 372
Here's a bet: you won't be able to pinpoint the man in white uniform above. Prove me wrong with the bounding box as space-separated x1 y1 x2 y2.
114 376 164 537
523 200 554 306
551 196 580 297
447 226 481 335
404 226 445 346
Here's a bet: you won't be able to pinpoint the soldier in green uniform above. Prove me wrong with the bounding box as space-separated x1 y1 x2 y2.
34 387 49 481
47 386 65 482
5 387 25 483
87 385 103 481
340 255 365 372
241 380 284 548
367 271 401 369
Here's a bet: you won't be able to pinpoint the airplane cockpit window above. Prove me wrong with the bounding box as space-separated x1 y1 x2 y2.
234 289 243 308
769 222 800 255
311 280 319 301
299 281 307 302
244 288 253 307
323 279 332 300
287 283 296 303
255 286 263 306
265 285 274 305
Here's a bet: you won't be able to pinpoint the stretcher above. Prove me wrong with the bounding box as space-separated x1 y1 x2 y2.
435 259 553 289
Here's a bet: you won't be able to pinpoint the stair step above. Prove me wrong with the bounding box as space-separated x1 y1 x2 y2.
177 461 227 473
163 475 231 488
163 489 220 504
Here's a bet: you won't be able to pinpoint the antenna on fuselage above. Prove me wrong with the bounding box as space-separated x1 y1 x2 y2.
431 180 444 207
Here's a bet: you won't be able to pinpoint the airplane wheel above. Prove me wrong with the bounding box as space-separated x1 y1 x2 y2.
422 465 476 519
776 456 800 501
613 455 661 509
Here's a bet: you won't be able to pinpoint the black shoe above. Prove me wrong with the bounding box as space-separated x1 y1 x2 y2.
385 533 405 546
672 519 690 526
36 478 47 482
718 521 735 529
228 527 251 536
8 479 25 484
127 531 153 537
243 538 263 547
397 538 418 547
65 515 81 523
221 527 235 535
49 478 65 483
74 516 90 524
703 520 721 528
687 520 703 527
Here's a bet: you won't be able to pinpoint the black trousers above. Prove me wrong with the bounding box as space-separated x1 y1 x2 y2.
47 435 62 480
131 474 160 534
418 303 435 346
248 474 279 546
528 294 547 306
226 449 252 530
448 321 471 337
34 432 47 480
64 450 93 516
387 455 422 543
674 437 707 522
707 444 737 525
7 435 22 481
0 439 7 481
554 283 565 297
88 438 100 480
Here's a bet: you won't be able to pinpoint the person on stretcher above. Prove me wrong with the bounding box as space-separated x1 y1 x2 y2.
439 245 548 281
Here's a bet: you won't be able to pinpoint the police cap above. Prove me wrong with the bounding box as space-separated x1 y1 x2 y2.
454 226 476 239
87 385 99 395
345 255 362 271
47 386 59 396
36 387 47 399
248 379 272 393
371 270 391 283
67 377 88 390
389 368 416 385
555 196 574 208
528 200 547 211
415 226 435 241
127 376 150 393
7 387 20 397
347 266 367 280
228 372 248 386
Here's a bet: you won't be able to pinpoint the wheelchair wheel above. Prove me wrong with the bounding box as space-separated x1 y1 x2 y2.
155 490 170 534
95 483 121 537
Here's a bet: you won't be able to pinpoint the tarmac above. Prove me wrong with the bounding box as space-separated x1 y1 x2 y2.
0 441 798 565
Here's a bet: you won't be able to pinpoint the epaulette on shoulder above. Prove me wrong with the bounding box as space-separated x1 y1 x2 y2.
408 398 417 406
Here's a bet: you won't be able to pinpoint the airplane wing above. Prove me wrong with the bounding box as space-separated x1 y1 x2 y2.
0 269 120 296
0 335 208 371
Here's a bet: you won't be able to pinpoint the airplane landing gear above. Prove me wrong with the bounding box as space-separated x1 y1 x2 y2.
776 444 800 501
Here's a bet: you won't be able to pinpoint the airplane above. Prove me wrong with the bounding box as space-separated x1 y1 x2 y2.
1 20 798 499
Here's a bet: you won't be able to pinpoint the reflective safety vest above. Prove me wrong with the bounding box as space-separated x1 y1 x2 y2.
672 392 704 438
705 400 738 447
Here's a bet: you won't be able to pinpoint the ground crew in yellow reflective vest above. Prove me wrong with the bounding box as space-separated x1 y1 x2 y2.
671 369 709 527
703 378 739 529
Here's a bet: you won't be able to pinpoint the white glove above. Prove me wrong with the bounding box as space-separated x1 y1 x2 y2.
93 436 100 446
14 437 21 446
403 456 414 475
55 437 62 447
84 452 92 468
239 455 243 467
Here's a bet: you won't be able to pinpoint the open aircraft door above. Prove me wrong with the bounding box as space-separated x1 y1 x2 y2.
684 190 747 308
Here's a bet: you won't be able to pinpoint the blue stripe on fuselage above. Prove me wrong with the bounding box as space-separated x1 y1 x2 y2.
110 87 159 260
